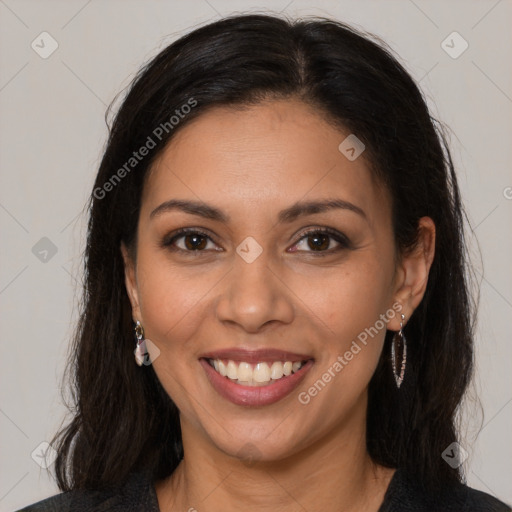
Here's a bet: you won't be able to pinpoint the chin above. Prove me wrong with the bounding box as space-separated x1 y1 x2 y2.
209 429 301 465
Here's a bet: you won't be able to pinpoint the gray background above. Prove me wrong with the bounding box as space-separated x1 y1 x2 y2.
1 0 511 509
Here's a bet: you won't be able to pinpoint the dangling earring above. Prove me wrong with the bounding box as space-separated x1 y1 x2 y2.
391 314 407 388
134 320 147 366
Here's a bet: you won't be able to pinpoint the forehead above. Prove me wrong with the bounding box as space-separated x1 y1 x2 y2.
142 99 390 224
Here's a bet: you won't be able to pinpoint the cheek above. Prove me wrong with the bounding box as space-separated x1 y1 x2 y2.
134 252 216 413
297 259 392 340
134 246 230 364
294 264 391 425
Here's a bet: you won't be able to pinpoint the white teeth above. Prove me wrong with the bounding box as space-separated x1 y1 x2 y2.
226 360 238 380
238 362 252 382
270 361 284 379
208 358 307 386
253 362 271 383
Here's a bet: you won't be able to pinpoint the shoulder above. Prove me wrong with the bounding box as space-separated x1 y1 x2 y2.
15 471 160 512
434 484 512 512
15 489 117 512
380 468 511 512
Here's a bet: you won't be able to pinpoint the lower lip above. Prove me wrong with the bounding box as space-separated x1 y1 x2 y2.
199 358 314 406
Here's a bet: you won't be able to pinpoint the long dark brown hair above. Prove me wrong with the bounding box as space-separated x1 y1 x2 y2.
51 13 476 493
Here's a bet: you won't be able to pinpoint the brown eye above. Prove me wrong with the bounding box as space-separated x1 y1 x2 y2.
306 232 330 251
291 228 351 254
183 233 208 250
163 229 218 253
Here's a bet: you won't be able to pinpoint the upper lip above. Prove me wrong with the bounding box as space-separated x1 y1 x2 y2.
200 348 314 364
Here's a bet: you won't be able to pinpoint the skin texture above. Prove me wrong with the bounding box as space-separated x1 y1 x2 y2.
121 98 436 511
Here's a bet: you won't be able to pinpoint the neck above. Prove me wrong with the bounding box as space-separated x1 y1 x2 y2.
155 400 395 512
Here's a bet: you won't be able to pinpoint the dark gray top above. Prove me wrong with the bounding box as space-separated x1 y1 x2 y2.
17 467 512 511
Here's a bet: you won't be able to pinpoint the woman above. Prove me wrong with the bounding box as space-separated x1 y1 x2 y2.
18 13 511 512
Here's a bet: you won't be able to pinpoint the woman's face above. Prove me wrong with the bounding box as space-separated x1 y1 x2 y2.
122 98 424 463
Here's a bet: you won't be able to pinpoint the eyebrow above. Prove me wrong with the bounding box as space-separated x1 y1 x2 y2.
149 198 367 223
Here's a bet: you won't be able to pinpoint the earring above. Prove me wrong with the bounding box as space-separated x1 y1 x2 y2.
134 320 147 366
391 314 407 388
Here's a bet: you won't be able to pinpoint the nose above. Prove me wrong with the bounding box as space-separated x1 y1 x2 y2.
214 243 295 333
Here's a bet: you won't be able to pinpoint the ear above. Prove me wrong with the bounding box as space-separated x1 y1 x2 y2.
120 242 141 321
388 216 436 330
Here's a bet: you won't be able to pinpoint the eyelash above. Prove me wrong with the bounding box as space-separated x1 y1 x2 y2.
161 227 352 256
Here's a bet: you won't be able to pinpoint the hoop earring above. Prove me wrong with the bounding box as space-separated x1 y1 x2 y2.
134 320 147 366
391 314 407 388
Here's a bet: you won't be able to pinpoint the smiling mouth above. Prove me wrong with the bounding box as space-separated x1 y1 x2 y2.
204 358 312 387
